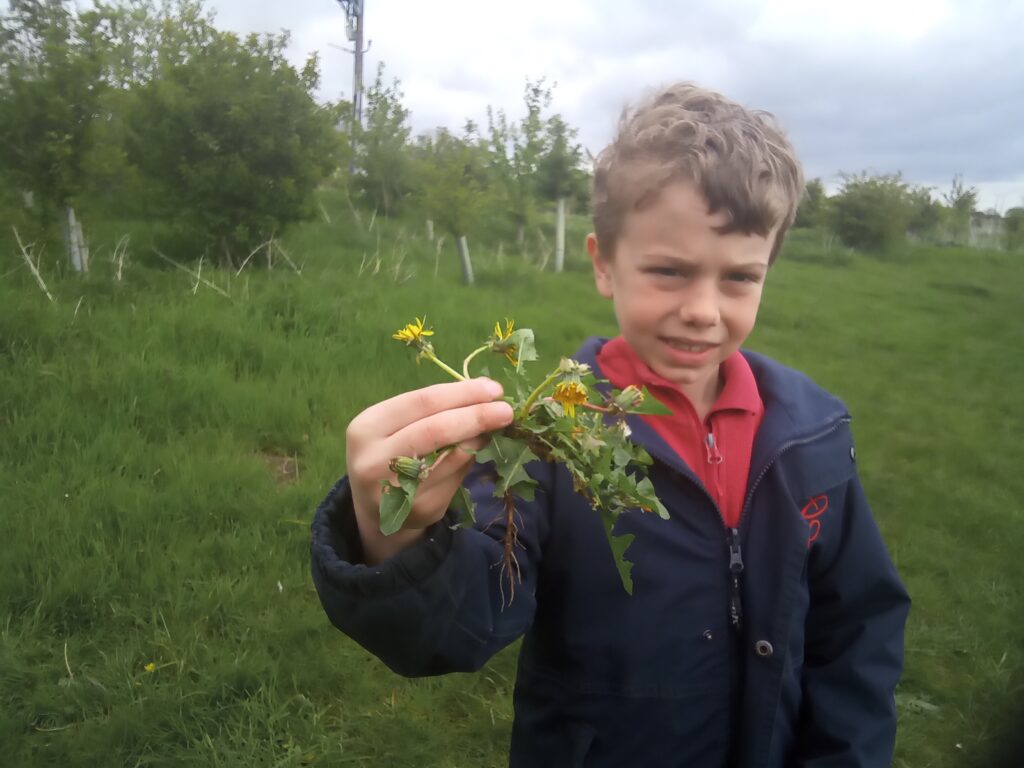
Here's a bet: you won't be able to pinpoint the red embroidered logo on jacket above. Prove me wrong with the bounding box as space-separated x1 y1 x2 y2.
801 495 829 547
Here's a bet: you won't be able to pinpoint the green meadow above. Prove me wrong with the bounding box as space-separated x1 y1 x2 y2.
1 190 1022 767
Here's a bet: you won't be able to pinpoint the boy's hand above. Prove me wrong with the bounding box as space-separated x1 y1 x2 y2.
346 378 514 565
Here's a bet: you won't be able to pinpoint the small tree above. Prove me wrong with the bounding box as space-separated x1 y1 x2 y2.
828 172 912 253
487 79 550 248
537 114 583 271
356 63 412 216
1004 207 1024 252
413 128 484 285
0 0 107 271
793 178 828 229
124 27 340 264
906 186 944 242
942 174 977 246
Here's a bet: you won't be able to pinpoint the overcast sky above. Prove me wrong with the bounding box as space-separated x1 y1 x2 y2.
207 0 1024 211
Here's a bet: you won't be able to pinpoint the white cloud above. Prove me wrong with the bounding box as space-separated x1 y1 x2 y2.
745 0 955 47
203 0 1024 210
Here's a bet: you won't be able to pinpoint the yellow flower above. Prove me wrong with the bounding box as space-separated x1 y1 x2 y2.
392 317 434 347
490 318 518 366
494 318 514 341
553 381 588 418
144 662 156 674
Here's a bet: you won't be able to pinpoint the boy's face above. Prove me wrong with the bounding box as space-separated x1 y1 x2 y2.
587 182 773 408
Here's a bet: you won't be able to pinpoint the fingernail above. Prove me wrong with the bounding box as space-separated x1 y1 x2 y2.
482 378 503 397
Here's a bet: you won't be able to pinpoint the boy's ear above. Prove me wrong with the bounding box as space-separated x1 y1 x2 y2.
586 233 614 299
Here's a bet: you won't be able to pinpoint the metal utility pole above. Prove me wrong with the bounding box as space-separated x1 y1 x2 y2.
336 0 367 132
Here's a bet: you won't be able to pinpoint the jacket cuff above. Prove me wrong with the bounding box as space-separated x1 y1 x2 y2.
310 475 457 598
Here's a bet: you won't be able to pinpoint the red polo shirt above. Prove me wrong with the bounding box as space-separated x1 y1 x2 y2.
596 336 764 529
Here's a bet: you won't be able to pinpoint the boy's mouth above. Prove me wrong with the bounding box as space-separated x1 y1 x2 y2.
662 337 719 353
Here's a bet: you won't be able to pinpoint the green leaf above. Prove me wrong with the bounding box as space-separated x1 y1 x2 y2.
600 509 635 594
476 434 539 498
635 477 670 520
510 328 537 371
629 387 673 415
610 532 636 594
507 479 537 503
397 473 420 496
630 448 653 467
651 497 670 520
379 483 413 536
612 445 633 467
450 486 476 524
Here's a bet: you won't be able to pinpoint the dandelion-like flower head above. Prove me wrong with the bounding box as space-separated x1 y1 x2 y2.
392 317 434 348
553 381 588 418
490 318 519 366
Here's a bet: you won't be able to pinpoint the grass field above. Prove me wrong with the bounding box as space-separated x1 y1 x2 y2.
1 191 1022 767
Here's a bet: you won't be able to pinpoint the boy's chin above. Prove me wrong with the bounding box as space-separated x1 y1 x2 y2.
645 356 719 387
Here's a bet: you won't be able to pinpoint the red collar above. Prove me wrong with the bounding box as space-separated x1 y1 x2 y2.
597 336 761 416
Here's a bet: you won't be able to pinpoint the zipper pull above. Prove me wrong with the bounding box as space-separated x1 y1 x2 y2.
705 432 723 464
727 527 744 632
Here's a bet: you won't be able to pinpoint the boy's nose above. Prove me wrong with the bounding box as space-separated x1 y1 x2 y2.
678 282 720 328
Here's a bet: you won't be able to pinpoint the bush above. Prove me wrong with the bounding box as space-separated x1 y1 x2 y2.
906 186 944 242
828 172 913 253
124 29 340 264
794 178 828 229
1006 208 1024 252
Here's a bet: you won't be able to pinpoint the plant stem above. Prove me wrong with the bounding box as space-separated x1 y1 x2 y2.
428 446 454 472
461 344 490 379
519 370 561 419
424 351 465 381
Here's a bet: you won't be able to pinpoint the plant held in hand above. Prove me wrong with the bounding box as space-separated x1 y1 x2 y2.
382 317 671 601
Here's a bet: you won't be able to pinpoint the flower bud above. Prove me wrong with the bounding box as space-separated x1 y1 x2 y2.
613 385 645 411
558 357 591 376
389 456 429 480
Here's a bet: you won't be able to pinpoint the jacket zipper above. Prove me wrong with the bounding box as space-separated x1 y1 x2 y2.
704 430 744 629
702 427 745 633
723 417 850 633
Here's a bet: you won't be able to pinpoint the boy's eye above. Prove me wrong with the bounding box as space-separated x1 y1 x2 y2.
726 272 760 284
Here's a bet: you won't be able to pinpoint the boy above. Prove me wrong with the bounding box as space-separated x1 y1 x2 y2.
310 83 910 767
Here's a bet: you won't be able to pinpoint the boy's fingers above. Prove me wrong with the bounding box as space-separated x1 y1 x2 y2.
420 441 477 485
411 469 476 523
352 379 505 440
385 400 513 460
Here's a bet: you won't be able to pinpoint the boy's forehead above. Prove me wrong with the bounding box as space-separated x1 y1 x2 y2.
618 192 775 264
624 182 731 234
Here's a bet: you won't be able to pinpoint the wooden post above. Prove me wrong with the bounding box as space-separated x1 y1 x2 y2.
554 197 566 272
64 206 84 272
74 217 89 273
456 235 474 285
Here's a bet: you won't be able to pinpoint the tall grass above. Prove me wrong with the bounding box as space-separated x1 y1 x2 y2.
1 197 1021 766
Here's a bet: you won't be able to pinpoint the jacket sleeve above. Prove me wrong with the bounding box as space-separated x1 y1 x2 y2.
309 461 551 677
792 473 911 767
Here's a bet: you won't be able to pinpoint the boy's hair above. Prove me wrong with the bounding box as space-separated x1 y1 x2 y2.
592 82 805 264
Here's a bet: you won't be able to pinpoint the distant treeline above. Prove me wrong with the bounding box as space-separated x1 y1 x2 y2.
2 1 1019 278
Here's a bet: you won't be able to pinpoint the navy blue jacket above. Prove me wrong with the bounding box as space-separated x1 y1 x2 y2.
311 338 910 767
